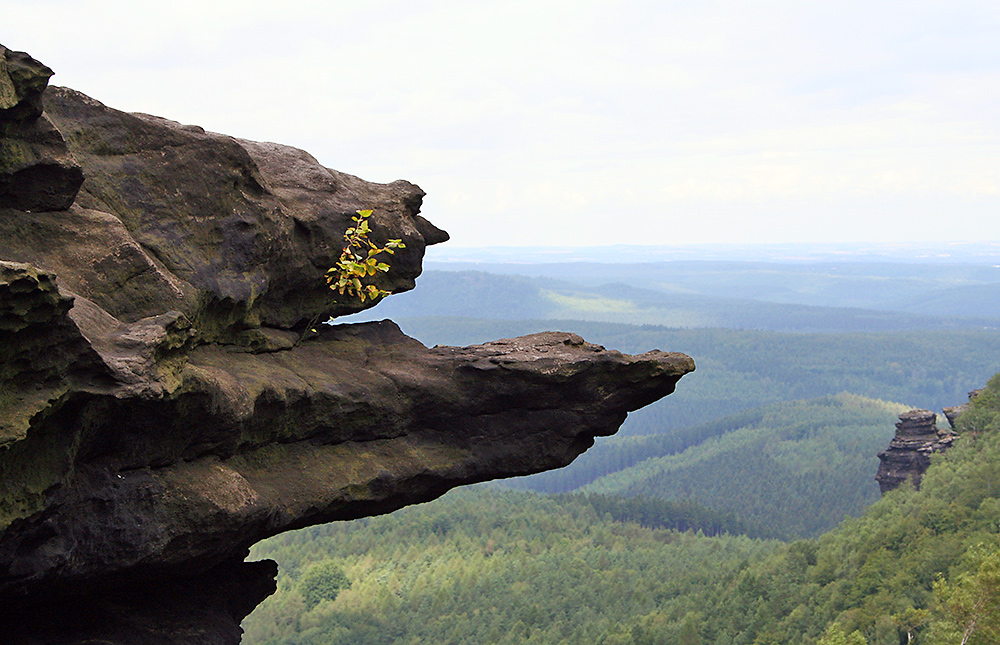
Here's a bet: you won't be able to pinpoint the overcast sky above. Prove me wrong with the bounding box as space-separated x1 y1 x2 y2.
6 1 1000 248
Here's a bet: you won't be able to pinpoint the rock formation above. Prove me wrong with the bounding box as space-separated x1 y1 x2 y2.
0 45 84 212
875 409 956 494
0 45 695 643
943 388 982 429
876 386 987 496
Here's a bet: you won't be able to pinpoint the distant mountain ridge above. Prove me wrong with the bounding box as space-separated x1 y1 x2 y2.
424 241 1000 264
347 267 1000 332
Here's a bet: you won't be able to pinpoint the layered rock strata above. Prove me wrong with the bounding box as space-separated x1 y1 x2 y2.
0 44 695 643
875 409 957 494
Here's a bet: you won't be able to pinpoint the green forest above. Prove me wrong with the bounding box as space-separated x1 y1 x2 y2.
577 394 907 539
244 374 1000 643
243 262 1000 643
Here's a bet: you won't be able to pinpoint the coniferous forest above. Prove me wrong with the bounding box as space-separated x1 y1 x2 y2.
243 260 1000 644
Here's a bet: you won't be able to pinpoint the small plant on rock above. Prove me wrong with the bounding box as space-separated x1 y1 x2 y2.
326 209 405 303
297 209 405 345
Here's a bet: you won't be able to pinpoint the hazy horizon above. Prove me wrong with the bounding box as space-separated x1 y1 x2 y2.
423 240 1000 264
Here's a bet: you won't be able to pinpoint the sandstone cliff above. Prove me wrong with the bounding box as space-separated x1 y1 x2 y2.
0 45 694 643
875 386 987 495
875 409 956 494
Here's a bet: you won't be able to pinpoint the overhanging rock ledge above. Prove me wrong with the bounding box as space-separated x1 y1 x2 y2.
0 44 694 643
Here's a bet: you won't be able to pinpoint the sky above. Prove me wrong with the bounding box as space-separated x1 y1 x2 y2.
5 1 1000 248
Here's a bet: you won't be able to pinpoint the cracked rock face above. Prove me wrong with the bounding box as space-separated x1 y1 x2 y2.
0 45 695 643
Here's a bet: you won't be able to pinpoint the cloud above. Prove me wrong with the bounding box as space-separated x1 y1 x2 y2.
5 0 999 245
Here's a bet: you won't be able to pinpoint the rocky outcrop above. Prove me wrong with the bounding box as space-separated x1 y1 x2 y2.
943 389 982 429
20 84 447 342
876 387 987 495
0 45 694 643
876 409 957 494
0 46 84 211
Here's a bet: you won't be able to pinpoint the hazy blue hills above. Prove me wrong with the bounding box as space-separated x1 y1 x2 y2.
420 258 1000 312
888 282 1000 317
356 259 1000 539
355 268 1000 332
423 241 1000 265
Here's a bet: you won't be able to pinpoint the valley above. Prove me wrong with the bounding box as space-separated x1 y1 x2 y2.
244 255 1000 644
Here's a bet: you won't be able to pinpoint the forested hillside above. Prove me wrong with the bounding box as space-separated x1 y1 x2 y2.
677 372 1000 644
242 488 780 644
514 394 908 539
243 374 1000 644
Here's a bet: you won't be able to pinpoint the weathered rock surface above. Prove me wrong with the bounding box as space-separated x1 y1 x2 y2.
25 85 447 339
876 409 956 494
0 45 694 642
0 46 84 212
0 321 692 595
